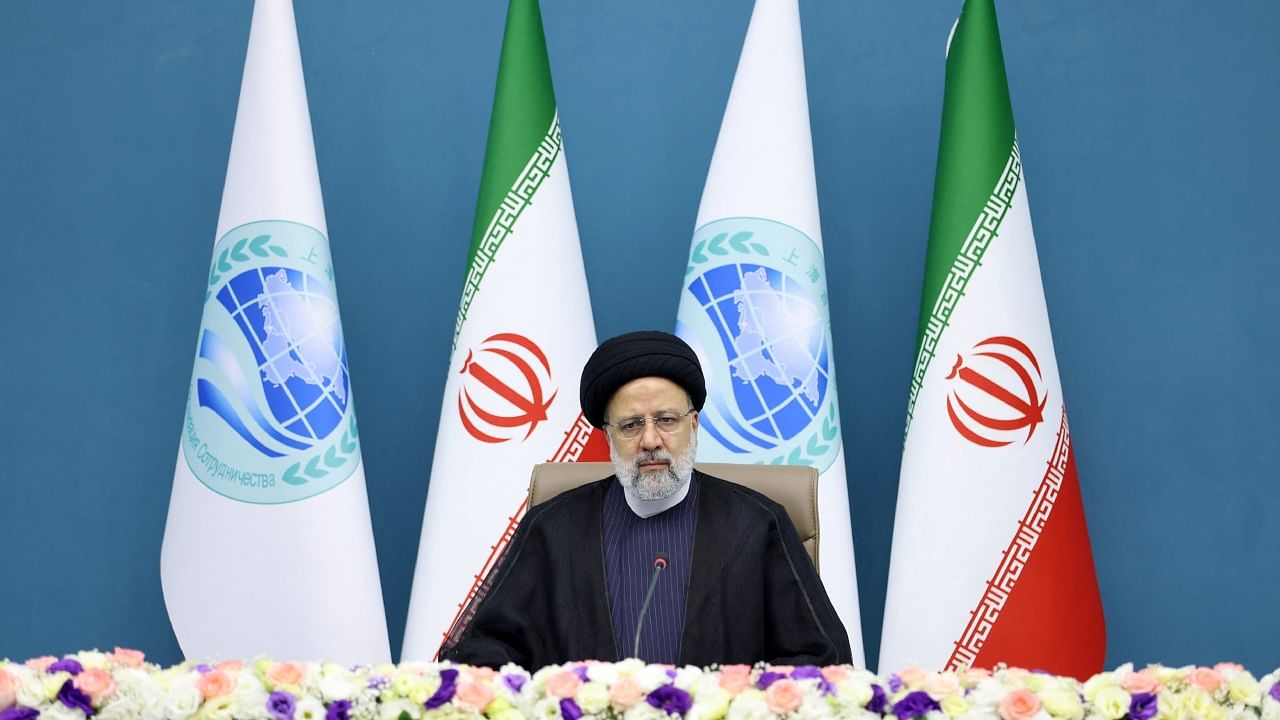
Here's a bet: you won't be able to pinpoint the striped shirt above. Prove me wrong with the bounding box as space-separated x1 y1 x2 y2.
601 475 700 663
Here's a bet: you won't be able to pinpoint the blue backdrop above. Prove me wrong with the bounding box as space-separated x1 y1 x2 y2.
2 0 1278 670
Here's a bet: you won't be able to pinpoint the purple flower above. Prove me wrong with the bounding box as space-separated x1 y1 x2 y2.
573 665 590 682
756 671 786 689
325 699 352 720
817 677 835 696
1129 693 1158 720
48 659 84 676
367 675 388 690
425 668 458 709
790 666 822 680
0 708 40 720
892 690 941 720
1270 682 1280 702
57 679 94 716
503 673 527 694
194 663 213 674
560 698 583 720
266 691 296 720
888 674 904 693
646 685 693 716
868 685 888 714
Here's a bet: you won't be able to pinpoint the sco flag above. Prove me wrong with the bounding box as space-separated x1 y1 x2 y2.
879 0 1104 677
161 0 390 663
400 0 608 660
673 0 864 665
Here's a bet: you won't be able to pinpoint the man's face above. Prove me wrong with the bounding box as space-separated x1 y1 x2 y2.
604 376 700 501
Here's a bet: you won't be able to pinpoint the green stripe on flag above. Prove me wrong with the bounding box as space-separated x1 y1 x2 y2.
454 0 559 343
905 0 1019 433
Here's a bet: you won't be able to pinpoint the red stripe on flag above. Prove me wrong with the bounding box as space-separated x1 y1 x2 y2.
947 408 1106 679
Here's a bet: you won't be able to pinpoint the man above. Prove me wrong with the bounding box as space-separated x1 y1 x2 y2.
440 330 852 669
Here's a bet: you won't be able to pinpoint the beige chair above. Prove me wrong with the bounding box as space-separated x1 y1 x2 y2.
528 462 821 573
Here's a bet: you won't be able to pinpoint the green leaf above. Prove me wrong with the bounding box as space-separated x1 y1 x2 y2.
728 231 754 252
685 265 696 276
217 248 232 273
708 234 728 255
749 243 769 256
691 240 709 264
249 234 271 257
398 713 412 720
229 238 249 262
268 245 287 258
340 431 357 453
323 446 345 468
282 463 306 486
349 415 360 439
304 455 328 478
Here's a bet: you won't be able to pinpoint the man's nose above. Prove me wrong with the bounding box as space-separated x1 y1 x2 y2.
638 420 664 450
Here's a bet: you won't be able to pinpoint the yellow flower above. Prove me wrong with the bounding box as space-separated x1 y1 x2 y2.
1093 686 1132 720
1183 688 1215 718
1229 674 1262 705
576 682 609 714
940 695 970 716
1083 674 1119 703
1041 687 1084 720
485 697 514 717
1026 675 1047 693
697 686 731 720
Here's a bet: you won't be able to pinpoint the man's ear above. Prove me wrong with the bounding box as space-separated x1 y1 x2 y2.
690 410 699 434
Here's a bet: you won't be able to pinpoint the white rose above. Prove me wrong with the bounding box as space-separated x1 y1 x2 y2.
318 665 360 702
229 685 271 720
13 667 48 708
161 683 203 720
379 698 421 720
636 666 672 691
623 702 670 720
38 703 86 720
726 690 771 720
585 664 618 686
295 696 327 720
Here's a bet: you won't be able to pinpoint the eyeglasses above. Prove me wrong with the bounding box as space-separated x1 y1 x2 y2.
604 409 694 440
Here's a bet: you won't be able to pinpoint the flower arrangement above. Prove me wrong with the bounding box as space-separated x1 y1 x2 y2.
2 650 1278 720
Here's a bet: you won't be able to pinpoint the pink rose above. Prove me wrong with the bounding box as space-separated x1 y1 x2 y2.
109 648 146 669
467 667 497 684
1122 670 1161 694
73 668 117 704
1215 663 1245 675
765 679 803 714
610 676 644 708
455 681 495 711
1003 668 1031 684
196 670 237 699
214 660 244 674
266 661 307 687
25 656 56 672
962 667 992 684
999 689 1043 720
1188 667 1225 693
923 673 962 699
719 665 753 694
898 666 927 690
0 669 17 709
545 670 581 698
820 666 849 684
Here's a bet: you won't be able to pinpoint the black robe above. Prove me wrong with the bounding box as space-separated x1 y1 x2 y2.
440 470 853 669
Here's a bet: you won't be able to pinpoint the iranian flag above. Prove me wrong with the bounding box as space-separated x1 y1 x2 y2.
673 0 865 665
161 0 390 663
400 0 608 661
878 0 1104 677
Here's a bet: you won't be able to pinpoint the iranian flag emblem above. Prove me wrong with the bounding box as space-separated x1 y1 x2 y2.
878 0 1105 678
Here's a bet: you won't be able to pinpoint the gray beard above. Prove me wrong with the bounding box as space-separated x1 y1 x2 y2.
610 434 698 501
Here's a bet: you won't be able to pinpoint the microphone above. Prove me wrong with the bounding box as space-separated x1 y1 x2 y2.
633 553 669 659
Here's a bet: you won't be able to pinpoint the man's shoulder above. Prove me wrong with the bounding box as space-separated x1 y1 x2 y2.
694 469 792 523
523 475 613 525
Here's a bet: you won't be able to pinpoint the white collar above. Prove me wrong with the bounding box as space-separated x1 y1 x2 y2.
622 478 691 518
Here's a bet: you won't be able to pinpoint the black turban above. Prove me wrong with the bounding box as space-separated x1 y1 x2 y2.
580 330 706 428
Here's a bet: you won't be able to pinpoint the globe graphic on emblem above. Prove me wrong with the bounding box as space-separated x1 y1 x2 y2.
688 263 830 446
216 267 350 441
